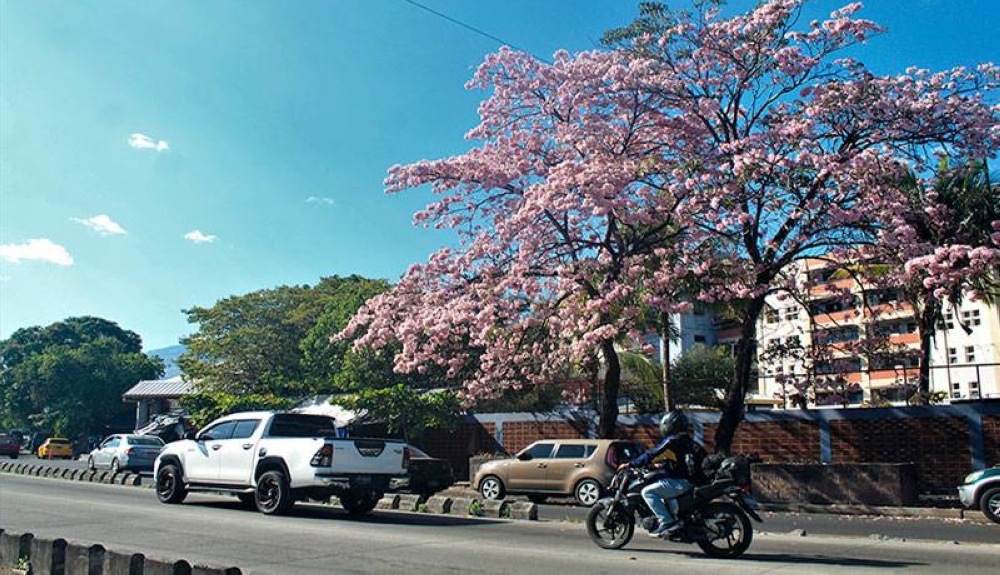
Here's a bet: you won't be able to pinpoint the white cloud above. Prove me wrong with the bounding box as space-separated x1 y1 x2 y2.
183 230 217 244
128 133 169 152
307 196 336 207
0 239 74 266
71 214 127 236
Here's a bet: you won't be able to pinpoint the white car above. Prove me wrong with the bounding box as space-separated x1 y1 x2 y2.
154 411 408 516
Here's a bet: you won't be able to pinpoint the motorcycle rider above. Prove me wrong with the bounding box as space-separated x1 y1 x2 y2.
618 410 701 537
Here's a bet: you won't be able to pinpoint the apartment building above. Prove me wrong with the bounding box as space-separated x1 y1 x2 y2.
756 259 1000 406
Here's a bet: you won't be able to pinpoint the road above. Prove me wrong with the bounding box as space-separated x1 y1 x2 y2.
1 474 997 575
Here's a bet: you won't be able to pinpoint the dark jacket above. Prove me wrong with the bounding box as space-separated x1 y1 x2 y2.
629 433 701 480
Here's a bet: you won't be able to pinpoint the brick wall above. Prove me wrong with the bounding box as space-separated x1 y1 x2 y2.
699 421 821 462
983 415 1000 467
502 421 587 454
829 417 970 491
617 424 659 446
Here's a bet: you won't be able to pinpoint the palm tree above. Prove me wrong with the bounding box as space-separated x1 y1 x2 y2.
898 160 999 402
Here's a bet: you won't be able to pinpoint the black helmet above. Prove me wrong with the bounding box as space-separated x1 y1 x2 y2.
660 410 689 437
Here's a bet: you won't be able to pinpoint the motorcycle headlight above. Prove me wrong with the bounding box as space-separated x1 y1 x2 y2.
963 470 985 484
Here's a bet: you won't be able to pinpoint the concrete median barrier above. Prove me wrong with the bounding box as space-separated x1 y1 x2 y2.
481 499 510 518
375 494 400 510
397 494 421 512
510 501 538 521
425 496 452 514
0 532 244 575
30 536 65 575
66 540 105 575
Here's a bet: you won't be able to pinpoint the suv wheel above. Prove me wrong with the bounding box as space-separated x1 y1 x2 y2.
575 478 602 506
256 470 295 515
981 487 1000 524
110 458 120 474
87 456 96 471
156 463 188 504
479 476 505 500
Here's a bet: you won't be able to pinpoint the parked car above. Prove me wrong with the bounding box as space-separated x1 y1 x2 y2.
473 439 646 506
87 434 165 473
958 465 1000 524
0 434 20 459
37 437 73 459
394 446 455 497
154 411 408 516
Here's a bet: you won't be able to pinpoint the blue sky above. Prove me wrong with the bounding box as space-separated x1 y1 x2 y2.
1 1 997 351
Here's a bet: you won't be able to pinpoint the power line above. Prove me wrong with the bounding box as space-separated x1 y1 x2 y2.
398 0 551 64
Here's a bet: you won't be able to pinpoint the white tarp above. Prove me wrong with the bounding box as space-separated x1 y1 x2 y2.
291 397 361 428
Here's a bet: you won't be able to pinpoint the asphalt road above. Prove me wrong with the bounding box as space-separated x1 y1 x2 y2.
2 474 998 575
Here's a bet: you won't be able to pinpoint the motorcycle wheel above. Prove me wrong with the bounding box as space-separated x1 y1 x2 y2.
585 500 634 550
695 501 753 559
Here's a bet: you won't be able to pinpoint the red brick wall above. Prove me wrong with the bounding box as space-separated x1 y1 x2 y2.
423 422 498 479
617 424 659 447
502 421 587 454
983 415 1000 468
829 417 970 491
699 421 821 463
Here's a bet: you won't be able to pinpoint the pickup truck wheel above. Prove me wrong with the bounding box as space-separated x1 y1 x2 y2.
256 470 295 515
341 492 380 516
156 464 187 504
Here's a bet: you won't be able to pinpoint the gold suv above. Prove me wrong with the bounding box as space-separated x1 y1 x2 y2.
473 439 646 506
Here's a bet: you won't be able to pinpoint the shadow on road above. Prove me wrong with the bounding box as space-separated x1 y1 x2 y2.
631 548 925 569
188 500 498 527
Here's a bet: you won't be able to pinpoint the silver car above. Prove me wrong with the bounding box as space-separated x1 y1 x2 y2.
87 434 164 473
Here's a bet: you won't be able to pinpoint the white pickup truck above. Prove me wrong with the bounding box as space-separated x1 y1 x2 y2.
153 411 408 516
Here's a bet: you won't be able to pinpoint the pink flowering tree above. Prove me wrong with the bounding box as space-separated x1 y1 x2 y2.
876 160 1000 401
344 0 998 448
340 48 696 438
604 0 998 450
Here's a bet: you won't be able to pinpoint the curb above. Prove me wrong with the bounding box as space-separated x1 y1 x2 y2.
0 464 146 489
757 503 992 524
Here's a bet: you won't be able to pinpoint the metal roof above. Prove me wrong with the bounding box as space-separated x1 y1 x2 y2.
122 376 193 400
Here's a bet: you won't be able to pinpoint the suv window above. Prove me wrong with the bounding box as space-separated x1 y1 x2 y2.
524 443 554 459
267 414 338 438
201 421 237 441
231 420 261 440
555 444 589 459
127 436 164 446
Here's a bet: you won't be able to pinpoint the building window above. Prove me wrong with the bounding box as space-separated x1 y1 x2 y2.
962 310 982 327
970 381 980 399
966 346 975 363
951 381 961 399
787 335 801 348
694 335 706 344
765 309 778 324
783 308 798 321
948 348 957 364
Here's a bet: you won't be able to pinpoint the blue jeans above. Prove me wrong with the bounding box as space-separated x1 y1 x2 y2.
641 477 691 526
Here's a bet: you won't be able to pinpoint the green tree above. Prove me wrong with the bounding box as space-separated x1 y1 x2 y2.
0 317 163 437
668 344 733 408
339 384 460 443
179 275 390 398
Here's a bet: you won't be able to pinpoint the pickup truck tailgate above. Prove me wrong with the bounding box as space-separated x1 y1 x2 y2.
323 438 406 475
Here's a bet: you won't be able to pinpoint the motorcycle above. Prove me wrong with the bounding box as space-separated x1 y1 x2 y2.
585 456 762 559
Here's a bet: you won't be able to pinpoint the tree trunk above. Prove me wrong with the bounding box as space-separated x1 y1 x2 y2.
916 295 940 404
660 312 675 412
714 297 765 454
597 338 621 439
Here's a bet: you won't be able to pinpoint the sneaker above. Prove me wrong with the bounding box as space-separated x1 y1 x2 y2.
649 520 678 537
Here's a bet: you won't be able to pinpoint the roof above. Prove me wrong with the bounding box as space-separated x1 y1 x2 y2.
122 376 193 400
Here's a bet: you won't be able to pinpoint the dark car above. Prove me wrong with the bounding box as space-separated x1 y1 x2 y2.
399 446 455 497
0 434 20 459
